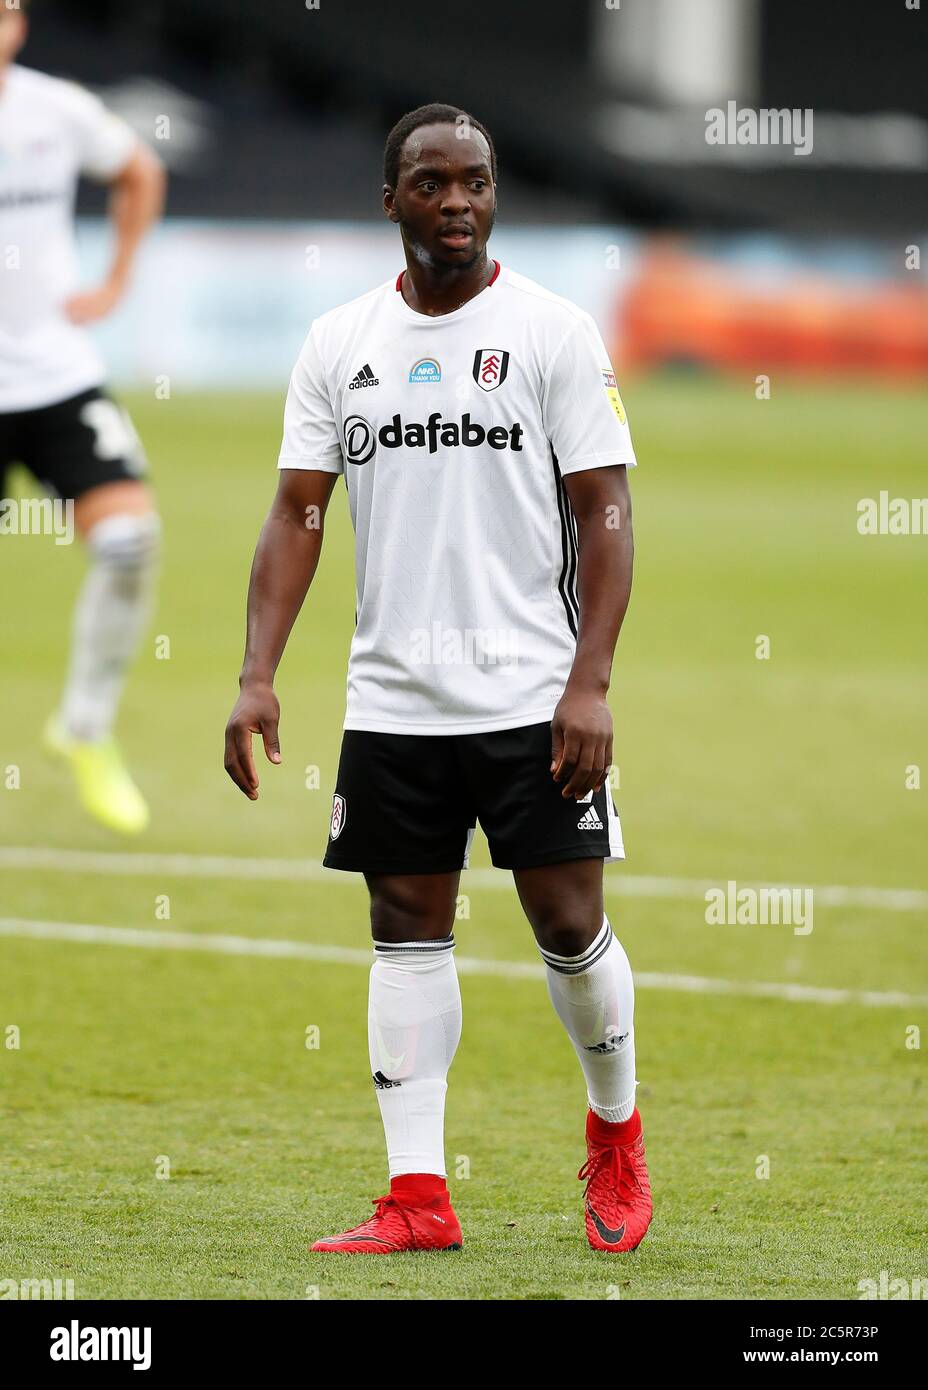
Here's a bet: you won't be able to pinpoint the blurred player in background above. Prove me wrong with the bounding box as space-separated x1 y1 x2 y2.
0 0 165 833
226 104 651 1256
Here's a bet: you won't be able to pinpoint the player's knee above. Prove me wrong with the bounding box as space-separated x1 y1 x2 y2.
368 878 455 943
86 511 161 594
531 910 603 959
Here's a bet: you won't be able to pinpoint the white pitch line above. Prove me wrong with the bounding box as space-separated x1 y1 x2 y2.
1 847 926 913
0 917 925 1009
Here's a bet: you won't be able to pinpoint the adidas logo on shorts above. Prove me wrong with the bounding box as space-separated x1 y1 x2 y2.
577 805 603 831
348 363 379 390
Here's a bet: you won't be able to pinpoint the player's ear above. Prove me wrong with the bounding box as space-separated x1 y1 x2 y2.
383 188 401 224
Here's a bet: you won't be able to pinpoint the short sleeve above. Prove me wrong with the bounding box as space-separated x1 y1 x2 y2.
63 83 138 181
277 328 344 474
541 313 637 476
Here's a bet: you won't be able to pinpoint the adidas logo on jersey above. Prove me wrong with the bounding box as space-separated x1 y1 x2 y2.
577 805 603 831
348 364 379 390
372 1070 401 1090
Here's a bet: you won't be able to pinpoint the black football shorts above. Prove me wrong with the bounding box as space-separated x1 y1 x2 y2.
0 386 148 503
323 721 625 875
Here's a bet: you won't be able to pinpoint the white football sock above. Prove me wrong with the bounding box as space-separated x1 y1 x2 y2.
59 512 160 743
369 936 462 1178
539 915 637 1124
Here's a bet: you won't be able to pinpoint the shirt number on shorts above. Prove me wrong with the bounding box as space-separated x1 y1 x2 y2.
80 399 146 476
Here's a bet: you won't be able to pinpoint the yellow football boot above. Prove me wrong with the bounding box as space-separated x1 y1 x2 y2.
44 716 150 835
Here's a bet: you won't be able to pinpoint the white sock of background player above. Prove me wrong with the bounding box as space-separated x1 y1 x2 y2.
58 511 160 742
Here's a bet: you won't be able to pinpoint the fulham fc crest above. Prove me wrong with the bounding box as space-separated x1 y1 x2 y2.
330 793 346 840
472 349 510 392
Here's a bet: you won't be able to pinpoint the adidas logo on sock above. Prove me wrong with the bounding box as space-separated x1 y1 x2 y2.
577 805 603 831
585 1030 630 1054
348 363 379 390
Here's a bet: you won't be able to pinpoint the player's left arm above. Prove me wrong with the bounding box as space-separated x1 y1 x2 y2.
64 84 167 327
542 311 637 801
551 464 633 800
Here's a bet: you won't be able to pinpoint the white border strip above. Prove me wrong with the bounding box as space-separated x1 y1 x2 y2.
1 847 926 912
1 917 924 1009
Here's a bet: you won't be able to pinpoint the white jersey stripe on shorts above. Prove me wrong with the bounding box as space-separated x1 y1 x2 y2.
605 786 626 862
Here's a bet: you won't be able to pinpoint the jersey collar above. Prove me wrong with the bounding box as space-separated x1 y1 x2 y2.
392 260 502 323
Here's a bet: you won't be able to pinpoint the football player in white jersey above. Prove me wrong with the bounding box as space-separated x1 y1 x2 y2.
225 104 652 1255
0 2 165 833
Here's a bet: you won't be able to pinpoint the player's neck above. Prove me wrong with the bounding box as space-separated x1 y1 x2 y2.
398 254 495 318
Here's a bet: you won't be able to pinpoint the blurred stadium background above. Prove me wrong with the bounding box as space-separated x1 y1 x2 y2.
2 0 926 1301
20 0 928 383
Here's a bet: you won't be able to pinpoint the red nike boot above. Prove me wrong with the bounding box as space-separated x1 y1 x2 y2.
311 1186 462 1254
578 1107 652 1252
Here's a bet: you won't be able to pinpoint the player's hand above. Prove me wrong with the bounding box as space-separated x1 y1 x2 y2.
550 684 613 801
224 680 281 800
64 277 126 324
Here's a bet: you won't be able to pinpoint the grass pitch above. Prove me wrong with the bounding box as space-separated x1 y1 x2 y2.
1 379 925 1299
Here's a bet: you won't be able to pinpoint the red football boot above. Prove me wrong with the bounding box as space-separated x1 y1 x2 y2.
578 1107 652 1252
310 1191 462 1254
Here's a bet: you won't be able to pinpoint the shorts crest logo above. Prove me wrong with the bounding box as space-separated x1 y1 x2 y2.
330 793 346 840
472 348 510 392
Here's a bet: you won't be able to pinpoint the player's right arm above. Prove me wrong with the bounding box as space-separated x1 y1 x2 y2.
224 468 338 799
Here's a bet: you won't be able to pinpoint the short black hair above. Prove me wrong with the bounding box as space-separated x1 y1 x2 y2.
383 103 497 189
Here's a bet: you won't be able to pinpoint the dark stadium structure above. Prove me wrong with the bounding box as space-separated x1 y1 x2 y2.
24 0 928 233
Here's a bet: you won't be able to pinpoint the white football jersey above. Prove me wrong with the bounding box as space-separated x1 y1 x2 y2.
278 262 637 736
0 65 137 412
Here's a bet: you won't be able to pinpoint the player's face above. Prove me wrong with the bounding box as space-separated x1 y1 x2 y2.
0 12 27 67
385 122 496 270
